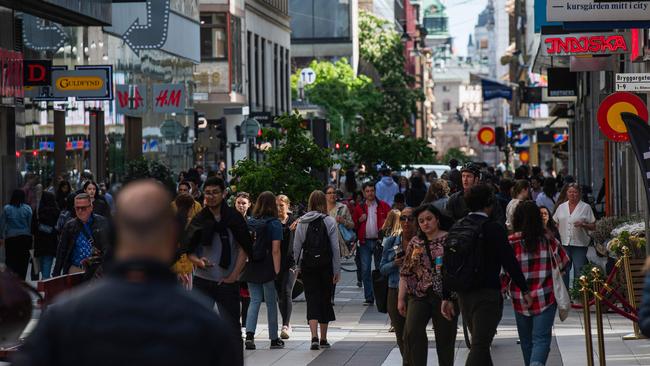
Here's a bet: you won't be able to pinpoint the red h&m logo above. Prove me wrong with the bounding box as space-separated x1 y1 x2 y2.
155 88 182 107
117 87 144 109
544 35 628 56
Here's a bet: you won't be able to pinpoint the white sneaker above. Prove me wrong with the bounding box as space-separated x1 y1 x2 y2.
280 325 291 339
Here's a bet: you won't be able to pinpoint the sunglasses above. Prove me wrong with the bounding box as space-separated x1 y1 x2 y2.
399 216 415 222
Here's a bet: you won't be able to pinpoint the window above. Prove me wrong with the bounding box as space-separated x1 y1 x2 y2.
442 85 450 92
261 38 266 111
255 34 260 108
290 0 350 40
200 13 227 60
247 31 253 105
231 16 243 93
443 100 451 111
274 44 279 115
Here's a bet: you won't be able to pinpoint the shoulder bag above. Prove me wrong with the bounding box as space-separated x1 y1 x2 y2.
548 239 570 321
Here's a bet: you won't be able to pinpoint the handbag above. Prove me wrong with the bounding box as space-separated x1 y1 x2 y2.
372 269 389 313
339 223 357 242
549 241 570 321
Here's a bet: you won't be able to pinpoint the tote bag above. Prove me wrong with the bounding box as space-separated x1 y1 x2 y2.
549 243 570 321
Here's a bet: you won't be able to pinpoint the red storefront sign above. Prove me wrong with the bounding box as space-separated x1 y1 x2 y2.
0 48 24 98
541 33 631 56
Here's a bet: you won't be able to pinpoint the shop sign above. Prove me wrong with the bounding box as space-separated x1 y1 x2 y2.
51 65 113 100
540 33 631 56
597 92 648 142
477 127 496 145
116 84 147 115
547 0 650 22
152 84 185 113
0 48 24 98
615 73 650 92
23 60 52 86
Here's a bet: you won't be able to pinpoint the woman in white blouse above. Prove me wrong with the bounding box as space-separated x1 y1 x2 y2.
552 183 596 289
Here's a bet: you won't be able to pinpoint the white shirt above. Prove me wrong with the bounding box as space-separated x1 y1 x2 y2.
505 198 522 231
553 201 596 247
536 192 559 214
365 200 379 239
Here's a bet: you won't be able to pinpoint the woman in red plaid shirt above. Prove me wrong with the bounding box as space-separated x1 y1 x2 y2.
505 201 569 366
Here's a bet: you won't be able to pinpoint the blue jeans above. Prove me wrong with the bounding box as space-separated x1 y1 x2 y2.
246 281 279 340
562 246 588 290
515 303 557 366
39 256 54 279
359 239 379 302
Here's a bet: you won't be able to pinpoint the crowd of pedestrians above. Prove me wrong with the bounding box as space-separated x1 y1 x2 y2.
0 160 608 366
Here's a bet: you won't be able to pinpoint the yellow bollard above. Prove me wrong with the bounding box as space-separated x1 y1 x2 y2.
592 267 606 366
621 246 645 340
580 275 595 366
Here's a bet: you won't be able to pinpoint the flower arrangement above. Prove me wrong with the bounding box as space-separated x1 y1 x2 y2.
591 216 627 248
607 230 646 258
611 220 645 237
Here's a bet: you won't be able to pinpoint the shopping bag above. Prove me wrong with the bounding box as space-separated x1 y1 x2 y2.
549 245 570 321
372 269 388 313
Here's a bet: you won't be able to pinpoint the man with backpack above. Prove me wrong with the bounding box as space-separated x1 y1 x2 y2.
352 182 391 305
440 184 532 366
293 190 341 350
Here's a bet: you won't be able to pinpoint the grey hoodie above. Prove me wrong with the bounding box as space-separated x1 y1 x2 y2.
293 211 341 274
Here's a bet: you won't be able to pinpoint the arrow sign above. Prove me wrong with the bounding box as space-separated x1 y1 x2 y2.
122 0 171 54
22 14 68 52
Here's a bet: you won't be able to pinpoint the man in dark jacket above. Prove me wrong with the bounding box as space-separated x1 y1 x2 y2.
12 180 237 366
183 177 252 336
446 163 505 226
52 193 111 276
441 184 532 366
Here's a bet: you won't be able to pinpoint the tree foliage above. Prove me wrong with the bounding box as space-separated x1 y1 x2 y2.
123 158 176 193
442 148 470 165
230 112 333 203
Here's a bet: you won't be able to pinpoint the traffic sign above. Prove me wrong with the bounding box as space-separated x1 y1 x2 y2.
597 92 648 142
241 118 261 138
615 73 650 92
300 68 316 85
477 127 495 145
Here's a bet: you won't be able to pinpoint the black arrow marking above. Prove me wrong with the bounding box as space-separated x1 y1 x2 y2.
122 0 171 54
22 14 68 52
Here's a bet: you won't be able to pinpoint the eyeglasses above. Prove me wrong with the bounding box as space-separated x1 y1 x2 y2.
75 205 91 212
399 216 415 222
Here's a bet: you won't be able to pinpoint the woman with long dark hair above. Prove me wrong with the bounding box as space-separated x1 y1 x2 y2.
398 204 457 366
0 189 33 279
241 191 284 350
507 201 569 366
539 206 560 241
405 175 427 208
83 181 111 218
33 191 60 279
55 180 72 211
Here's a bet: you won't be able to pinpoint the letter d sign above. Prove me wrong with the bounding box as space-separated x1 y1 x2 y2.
23 60 52 86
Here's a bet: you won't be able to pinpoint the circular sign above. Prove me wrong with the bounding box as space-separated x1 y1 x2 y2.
241 118 261 138
299 68 316 85
519 150 530 163
597 92 649 142
477 127 495 145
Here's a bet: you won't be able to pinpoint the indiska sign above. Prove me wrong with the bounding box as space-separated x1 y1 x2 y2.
0 48 24 98
540 33 631 56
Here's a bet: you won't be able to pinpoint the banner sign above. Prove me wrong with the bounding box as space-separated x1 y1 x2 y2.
615 73 650 92
621 112 650 212
116 84 147 115
481 79 513 101
26 65 113 101
540 32 631 56
153 83 185 113
0 48 24 98
67 65 113 101
23 60 52 86
547 0 650 22
25 65 67 101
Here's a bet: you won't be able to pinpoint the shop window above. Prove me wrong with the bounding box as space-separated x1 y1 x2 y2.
200 13 227 60
443 100 451 111
231 16 243 93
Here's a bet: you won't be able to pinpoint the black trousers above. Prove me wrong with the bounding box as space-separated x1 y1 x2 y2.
5 235 31 280
302 268 335 323
387 287 408 364
275 269 298 326
193 277 241 330
458 288 504 366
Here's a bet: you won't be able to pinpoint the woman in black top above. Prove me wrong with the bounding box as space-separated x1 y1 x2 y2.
275 194 297 340
33 192 60 279
55 180 72 211
83 181 111 218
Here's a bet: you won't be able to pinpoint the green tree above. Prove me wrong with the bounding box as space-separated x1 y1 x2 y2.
291 58 377 139
123 157 176 193
230 112 333 204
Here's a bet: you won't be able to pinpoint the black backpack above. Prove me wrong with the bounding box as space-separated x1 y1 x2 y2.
300 218 332 270
248 218 272 263
443 215 488 292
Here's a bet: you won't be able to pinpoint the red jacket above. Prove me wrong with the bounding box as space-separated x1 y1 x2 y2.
352 199 391 244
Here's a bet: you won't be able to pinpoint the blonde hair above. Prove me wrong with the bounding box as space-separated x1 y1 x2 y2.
277 194 290 207
382 209 403 237
308 190 327 214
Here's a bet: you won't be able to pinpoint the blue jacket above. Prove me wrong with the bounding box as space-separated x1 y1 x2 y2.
375 176 399 207
0 204 32 240
379 235 402 288
639 273 650 337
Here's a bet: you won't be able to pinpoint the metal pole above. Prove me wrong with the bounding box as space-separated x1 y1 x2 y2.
580 275 595 366
622 246 644 340
591 267 606 366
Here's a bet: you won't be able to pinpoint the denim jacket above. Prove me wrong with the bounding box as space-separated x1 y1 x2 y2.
379 235 402 288
0 204 32 240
